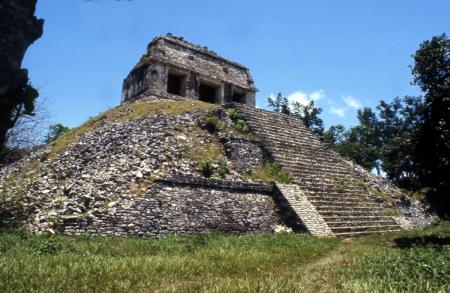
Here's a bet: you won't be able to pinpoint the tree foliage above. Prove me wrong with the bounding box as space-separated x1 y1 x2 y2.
325 34 449 216
291 100 324 135
324 108 382 172
267 93 324 135
267 93 290 115
45 123 70 143
411 34 450 213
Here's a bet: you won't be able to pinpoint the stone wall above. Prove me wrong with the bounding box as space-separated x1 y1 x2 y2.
159 38 251 89
122 34 256 106
61 177 278 237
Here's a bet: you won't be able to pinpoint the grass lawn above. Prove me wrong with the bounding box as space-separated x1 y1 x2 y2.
0 222 449 292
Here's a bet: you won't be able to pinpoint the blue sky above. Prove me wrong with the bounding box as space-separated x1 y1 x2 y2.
24 0 449 129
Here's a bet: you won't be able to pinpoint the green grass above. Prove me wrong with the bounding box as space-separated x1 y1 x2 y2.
245 161 292 184
49 100 218 157
1 222 448 292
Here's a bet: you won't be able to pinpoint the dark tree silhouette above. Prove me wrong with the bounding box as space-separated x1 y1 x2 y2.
0 0 44 158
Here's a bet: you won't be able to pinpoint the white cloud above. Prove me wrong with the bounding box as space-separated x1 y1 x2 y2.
330 106 346 117
309 89 326 101
287 89 326 106
342 95 362 109
287 91 309 106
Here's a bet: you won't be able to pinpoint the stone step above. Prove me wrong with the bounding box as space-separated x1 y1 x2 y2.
299 185 363 194
333 229 401 237
308 198 369 204
279 165 351 176
321 215 395 222
326 220 396 227
276 162 352 176
268 142 334 154
318 210 385 216
232 104 402 237
330 225 400 234
258 130 320 143
303 191 364 198
311 204 373 210
314 205 376 211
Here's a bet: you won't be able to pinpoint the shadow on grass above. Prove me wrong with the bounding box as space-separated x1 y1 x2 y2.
394 235 450 248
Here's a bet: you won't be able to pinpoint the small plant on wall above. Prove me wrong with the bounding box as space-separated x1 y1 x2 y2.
203 115 224 132
226 108 250 134
201 159 230 179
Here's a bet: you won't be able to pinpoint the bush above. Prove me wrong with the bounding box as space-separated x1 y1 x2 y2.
226 108 250 134
204 115 223 132
201 159 230 179
234 119 250 133
216 159 230 178
45 123 70 143
201 161 215 178
226 108 241 121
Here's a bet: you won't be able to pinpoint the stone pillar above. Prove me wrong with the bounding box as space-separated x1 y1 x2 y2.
223 83 233 104
217 84 224 104
147 64 166 94
186 72 199 100
245 91 256 107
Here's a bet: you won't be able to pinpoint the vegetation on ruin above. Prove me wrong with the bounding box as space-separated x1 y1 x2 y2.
0 221 448 292
49 100 218 158
188 135 225 164
245 161 292 184
200 159 230 179
226 108 252 135
203 115 224 132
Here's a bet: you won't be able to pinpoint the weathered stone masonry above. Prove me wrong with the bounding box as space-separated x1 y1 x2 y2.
61 177 278 237
122 34 257 106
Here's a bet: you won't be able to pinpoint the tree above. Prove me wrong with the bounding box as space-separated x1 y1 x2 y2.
411 34 450 214
376 96 424 188
45 123 70 143
324 108 381 172
323 124 346 145
267 93 290 114
5 95 50 147
326 97 425 184
267 94 324 135
291 100 324 135
0 0 44 158
325 34 449 216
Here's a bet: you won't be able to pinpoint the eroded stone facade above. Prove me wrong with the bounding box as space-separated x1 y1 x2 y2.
122 34 256 106
61 177 277 237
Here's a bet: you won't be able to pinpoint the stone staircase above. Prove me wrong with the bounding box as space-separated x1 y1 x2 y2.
231 103 401 237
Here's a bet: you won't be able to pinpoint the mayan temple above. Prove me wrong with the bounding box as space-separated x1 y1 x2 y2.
121 34 256 106
0 34 431 237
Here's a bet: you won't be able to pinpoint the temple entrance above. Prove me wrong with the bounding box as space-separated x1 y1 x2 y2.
167 73 185 96
199 82 218 103
232 88 246 103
